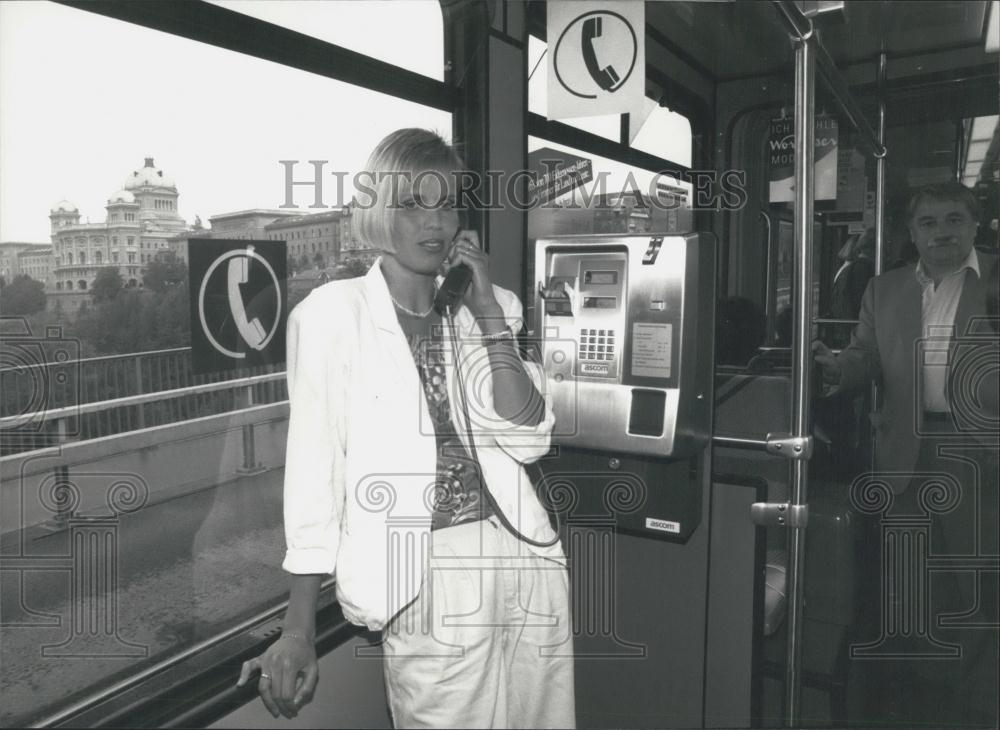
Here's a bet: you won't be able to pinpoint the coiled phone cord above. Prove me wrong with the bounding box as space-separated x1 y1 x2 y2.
443 305 562 549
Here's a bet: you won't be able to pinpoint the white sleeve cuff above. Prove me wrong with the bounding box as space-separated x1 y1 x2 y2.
282 548 336 576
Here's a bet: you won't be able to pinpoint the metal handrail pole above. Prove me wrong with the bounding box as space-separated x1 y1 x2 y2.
875 51 888 276
814 43 886 158
785 33 817 727
771 1 886 158
773 0 814 40
711 435 770 452
813 317 860 325
761 210 774 324
867 51 889 497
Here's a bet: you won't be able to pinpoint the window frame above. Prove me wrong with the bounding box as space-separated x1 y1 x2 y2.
523 25 711 179
14 2 460 727
62 0 455 113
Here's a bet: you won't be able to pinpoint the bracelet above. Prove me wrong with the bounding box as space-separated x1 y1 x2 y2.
280 631 313 644
481 325 514 347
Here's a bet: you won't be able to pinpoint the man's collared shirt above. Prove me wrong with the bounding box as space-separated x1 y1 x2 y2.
915 248 980 412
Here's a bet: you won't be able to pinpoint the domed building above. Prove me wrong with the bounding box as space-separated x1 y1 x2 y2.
49 158 189 310
50 199 79 216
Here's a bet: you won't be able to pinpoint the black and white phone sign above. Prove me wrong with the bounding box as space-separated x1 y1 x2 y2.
546 1 644 119
188 239 287 375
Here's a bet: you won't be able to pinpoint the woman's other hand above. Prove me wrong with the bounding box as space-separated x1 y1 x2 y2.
236 633 318 718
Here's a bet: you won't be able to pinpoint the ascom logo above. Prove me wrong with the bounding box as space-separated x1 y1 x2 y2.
645 517 680 534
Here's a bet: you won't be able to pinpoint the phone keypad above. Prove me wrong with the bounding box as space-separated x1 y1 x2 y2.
578 328 616 363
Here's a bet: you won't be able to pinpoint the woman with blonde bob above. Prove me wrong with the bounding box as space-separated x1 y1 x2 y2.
238 128 575 728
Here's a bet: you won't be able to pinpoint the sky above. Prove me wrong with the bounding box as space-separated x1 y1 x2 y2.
0 0 691 243
0 1 448 242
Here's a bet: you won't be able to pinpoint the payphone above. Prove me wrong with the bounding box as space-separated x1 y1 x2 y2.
531 234 734 730
530 233 714 542
534 233 715 459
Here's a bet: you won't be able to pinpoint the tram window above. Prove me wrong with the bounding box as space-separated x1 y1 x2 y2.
631 106 693 168
723 104 886 355
961 114 1000 246
766 218 823 347
528 34 622 142
208 0 445 81
0 1 448 726
961 114 998 186
527 136 693 239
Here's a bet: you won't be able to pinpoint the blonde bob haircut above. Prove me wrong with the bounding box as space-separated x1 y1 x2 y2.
352 128 466 254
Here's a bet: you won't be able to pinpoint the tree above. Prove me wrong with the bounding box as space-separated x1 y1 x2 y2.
0 274 45 314
143 251 188 293
74 282 190 355
313 252 326 268
91 267 124 304
343 258 370 278
298 254 312 271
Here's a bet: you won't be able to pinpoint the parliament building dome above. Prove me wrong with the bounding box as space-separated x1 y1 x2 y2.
124 157 176 190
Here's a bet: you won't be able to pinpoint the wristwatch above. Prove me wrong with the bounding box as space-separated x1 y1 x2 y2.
481 325 514 347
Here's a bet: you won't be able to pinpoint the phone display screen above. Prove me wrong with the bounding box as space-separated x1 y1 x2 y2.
583 296 617 309
584 270 618 285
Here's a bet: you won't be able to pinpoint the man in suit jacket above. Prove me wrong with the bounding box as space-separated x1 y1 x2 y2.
814 181 998 727
815 182 997 478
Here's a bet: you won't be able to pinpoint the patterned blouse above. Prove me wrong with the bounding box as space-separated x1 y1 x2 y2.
396 309 495 531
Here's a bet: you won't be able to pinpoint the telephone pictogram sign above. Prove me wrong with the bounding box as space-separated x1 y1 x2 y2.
188 239 287 375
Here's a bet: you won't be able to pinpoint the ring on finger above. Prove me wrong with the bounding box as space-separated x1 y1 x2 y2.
260 672 271 680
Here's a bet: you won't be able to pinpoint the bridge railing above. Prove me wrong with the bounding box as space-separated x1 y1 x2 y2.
0 347 287 456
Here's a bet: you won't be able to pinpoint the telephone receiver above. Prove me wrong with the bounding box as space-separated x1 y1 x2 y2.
582 16 620 92
433 230 474 316
227 256 268 350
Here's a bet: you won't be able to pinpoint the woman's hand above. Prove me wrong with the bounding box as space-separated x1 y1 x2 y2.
447 230 502 323
236 634 318 719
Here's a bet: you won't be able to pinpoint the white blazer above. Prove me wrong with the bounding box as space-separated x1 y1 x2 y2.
281 258 564 631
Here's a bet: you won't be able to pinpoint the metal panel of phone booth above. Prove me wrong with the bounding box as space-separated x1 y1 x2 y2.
533 234 715 459
530 233 716 544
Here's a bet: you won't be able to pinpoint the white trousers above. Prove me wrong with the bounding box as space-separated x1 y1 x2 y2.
381 518 576 729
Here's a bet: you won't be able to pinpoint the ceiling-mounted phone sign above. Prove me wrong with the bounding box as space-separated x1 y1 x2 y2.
188 239 287 375
547 1 645 122
769 114 839 202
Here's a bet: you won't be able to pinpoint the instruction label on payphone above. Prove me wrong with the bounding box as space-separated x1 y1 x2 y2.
631 323 672 379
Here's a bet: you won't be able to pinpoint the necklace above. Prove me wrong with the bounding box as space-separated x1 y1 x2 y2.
389 289 435 318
